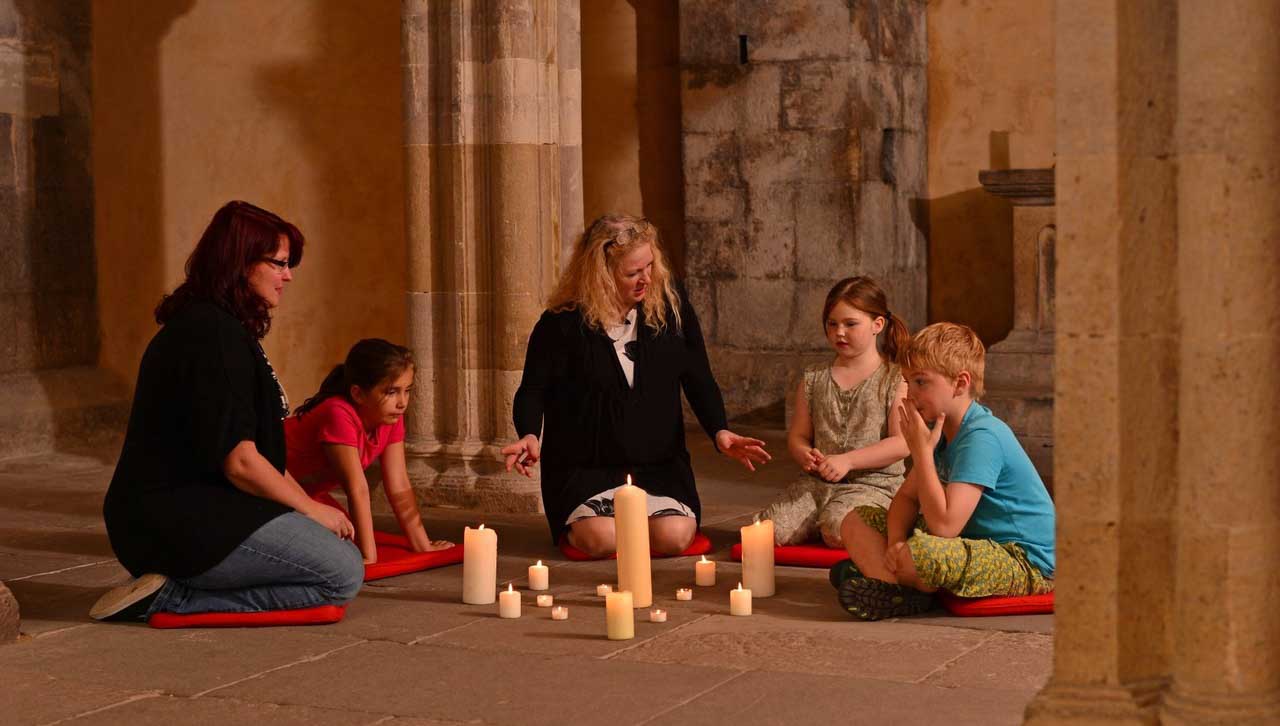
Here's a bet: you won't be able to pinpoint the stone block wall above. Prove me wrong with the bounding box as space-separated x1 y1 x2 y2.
680 1 928 421
0 0 95 374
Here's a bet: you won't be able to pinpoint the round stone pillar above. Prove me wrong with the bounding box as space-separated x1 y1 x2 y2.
1161 1 1280 721
399 0 582 512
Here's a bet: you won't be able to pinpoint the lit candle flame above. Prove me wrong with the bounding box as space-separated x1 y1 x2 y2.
536 560 542 566
737 583 743 591
753 520 761 527
701 555 708 562
507 583 514 592
626 474 632 486
479 524 485 530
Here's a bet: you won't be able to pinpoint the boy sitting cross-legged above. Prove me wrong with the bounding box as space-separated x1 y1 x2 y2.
832 323 1055 620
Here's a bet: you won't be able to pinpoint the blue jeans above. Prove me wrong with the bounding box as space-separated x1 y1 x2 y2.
149 512 364 614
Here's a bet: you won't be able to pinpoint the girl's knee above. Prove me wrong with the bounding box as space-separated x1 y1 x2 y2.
570 520 617 558
649 516 695 555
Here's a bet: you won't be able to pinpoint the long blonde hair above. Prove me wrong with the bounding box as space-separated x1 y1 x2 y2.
548 214 682 334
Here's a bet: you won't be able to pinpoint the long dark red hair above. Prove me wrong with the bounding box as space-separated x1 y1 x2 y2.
155 201 304 338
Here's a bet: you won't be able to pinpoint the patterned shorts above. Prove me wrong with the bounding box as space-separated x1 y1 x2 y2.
566 486 695 526
855 506 1053 598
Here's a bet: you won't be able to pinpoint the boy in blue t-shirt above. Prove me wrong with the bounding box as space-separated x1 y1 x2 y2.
833 323 1055 620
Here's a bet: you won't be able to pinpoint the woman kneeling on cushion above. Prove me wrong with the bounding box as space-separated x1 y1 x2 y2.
501 214 770 557
91 201 363 621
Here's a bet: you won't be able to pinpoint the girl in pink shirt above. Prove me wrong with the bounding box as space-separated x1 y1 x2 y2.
286 339 451 563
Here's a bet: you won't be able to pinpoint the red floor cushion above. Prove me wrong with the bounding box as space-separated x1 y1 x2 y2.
729 543 847 568
558 531 714 561
311 493 463 581
939 591 1055 616
148 605 347 629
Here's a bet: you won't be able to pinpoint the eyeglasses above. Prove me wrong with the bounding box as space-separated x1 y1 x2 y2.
260 257 290 272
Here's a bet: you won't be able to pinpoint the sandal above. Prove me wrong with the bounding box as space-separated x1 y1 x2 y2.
837 577 934 621
827 558 862 589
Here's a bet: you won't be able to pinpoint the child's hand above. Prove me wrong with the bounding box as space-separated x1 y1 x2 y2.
501 434 541 477
802 448 825 473
816 452 852 482
424 539 455 552
363 554 378 566
884 540 908 575
897 399 945 456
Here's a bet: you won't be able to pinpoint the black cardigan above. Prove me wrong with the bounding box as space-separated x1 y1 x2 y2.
513 291 729 543
103 302 291 578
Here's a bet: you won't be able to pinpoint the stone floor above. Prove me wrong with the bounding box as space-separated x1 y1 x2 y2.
0 426 1051 725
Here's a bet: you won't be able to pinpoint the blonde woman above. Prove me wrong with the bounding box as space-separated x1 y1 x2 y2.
502 215 770 557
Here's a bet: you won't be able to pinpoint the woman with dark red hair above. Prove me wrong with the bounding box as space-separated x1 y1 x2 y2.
91 201 363 621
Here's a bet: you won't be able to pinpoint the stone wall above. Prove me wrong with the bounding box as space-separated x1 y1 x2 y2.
0 0 94 374
680 1 928 421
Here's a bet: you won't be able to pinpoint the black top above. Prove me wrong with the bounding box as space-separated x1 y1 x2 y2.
513 290 729 543
103 302 291 578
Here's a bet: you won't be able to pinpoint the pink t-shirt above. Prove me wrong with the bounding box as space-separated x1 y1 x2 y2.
284 396 405 496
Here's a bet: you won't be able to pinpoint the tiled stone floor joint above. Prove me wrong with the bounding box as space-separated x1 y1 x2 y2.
36 691 163 726
634 669 751 725
7 559 116 583
598 614 714 661
190 639 367 698
913 630 997 684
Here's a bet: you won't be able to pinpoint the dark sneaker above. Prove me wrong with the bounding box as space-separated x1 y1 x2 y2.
828 558 863 589
90 573 167 622
837 577 934 621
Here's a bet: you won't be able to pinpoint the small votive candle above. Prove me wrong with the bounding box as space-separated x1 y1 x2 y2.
695 555 716 587
596 584 613 597
498 583 521 619
536 594 553 608
551 606 569 621
729 582 752 616
649 608 667 623
676 588 693 601
528 560 549 591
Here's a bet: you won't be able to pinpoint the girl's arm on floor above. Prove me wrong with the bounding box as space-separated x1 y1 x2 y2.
379 441 452 552
323 443 379 563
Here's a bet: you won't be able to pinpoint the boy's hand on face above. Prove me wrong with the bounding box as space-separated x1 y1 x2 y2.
897 399 945 457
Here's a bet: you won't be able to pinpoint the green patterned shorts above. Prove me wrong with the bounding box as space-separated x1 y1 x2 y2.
854 506 1053 598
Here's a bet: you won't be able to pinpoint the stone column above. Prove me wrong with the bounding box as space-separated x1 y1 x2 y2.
1025 1 1179 723
978 168 1055 491
1160 1 1280 722
558 0 584 262
400 0 573 512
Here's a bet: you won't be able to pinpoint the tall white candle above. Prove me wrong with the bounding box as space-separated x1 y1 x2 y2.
498 583 520 618
729 583 752 616
614 476 653 608
528 560 549 591
740 519 775 597
462 524 498 604
605 590 635 640
695 555 716 587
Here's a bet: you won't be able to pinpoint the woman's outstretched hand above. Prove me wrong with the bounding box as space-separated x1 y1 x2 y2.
501 434 542 477
715 430 771 472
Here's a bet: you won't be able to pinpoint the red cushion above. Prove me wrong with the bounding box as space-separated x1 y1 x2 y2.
365 542 463 581
148 605 346 629
729 542 847 568
558 531 714 561
939 591 1055 616
310 492 462 581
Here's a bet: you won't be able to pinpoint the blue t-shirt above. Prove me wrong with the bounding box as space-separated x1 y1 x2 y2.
933 402 1055 577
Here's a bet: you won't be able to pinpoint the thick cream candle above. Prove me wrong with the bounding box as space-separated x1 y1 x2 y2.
614 476 653 608
605 590 635 640
528 560 549 591
740 519 776 597
695 555 716 586
729 583 752 616
462 524 498 604
498 583 520 618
